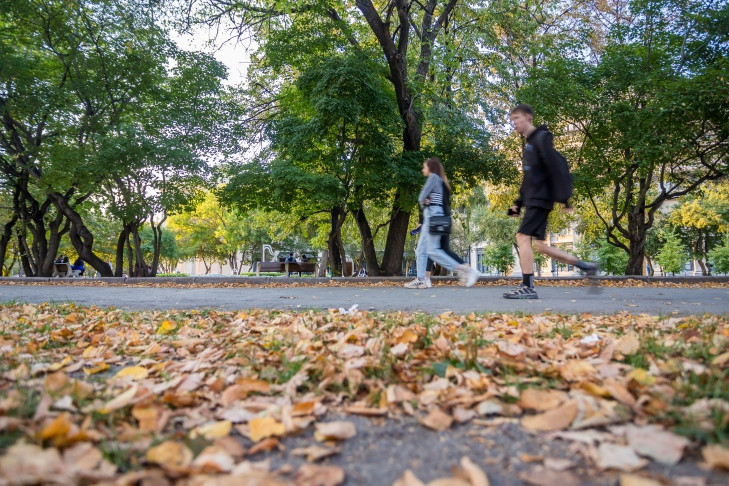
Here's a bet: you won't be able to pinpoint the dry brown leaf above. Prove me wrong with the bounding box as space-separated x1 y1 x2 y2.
559 360 596 382
624 425 688 465
97 384 138 414
393 470 426 486
596 443 647 472
701 444 729 470
295 464 345 486
619 474 663 486
614 334 640 356
426 478 470 486
521 400 577 431
420 407 453 431
0 443 65 483
518 466 580 486
517 389 568 412
460 456 489 486
314 421 356 441
191 446 235 473
292 445 342 462
192 420 232 440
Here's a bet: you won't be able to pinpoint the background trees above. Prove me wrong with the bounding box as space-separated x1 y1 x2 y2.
1 0 726 276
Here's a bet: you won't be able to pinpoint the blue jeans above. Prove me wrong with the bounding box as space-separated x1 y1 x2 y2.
416 206 461 279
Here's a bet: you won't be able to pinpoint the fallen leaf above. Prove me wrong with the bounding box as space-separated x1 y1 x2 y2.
701 444 729 470
559 360 596 382
39 412 72 441
619 474 663 486
624 425 688 465
82 362 109 375
614 334 640 356
518 389 568 412
393 469 426 486
460 456 490 486
114 365 149 381
295 464 345 486
420 408 453 431
97 384 138 414
543 458 575 471
314 421 356 441
145 440 193 471
0 442 64 483
192 420 232 440
711 351 729 367
518 466 580 486
292 445 342 462
596 443 647 471
249 416 286 443
156 319 177 334
191 446 235 473
521 400 577 431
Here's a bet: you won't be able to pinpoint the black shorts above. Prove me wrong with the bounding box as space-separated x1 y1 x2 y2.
518 207 551 240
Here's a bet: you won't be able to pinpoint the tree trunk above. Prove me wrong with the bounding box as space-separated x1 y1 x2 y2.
625 209 647 276
380 206 410 275
317 250 329 277
149 214 166 277
50 193 113 277
126 235 134 276
646 255 655 276
131 226 148 277
0 214 19 275
115 224 131 277
18 228 36 276
352 206 380 276
327 206 347 276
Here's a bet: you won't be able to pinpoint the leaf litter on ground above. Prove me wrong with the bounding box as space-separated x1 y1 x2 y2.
0 303 727 484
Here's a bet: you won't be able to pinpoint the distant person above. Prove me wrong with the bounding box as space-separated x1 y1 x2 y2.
71 257 85 277
55 254 69 264
285 252 296 277
505 104 598 299
300 254 310 262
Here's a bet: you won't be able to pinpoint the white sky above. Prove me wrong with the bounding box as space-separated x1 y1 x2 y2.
170 27 253 86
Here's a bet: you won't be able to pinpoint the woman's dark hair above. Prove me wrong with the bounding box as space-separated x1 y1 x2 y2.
424 157 451 192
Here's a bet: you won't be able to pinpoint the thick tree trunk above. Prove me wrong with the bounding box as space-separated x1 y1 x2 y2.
0 214 19 275
131 226 148 277
126 236 134 276
18 231 35 277
625 210 647 276
327 206 347 276
115 225 131 277
50 193 113 277
352 206 380 276
150 214 166 277
381 207 410 275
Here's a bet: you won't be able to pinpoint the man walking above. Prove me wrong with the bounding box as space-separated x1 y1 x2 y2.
505 104 598 299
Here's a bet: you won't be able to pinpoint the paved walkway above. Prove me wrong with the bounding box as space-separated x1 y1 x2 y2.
2 283 728 315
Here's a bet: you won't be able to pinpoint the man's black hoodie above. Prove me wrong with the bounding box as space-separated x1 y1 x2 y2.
514 124 568 210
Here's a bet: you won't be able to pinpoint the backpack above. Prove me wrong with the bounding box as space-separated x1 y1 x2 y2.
537 131 573 204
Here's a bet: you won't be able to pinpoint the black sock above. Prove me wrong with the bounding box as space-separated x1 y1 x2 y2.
522 273 534 288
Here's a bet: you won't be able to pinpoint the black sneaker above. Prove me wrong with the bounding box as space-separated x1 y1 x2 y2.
503 284 538 299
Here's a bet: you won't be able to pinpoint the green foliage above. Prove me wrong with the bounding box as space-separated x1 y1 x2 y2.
481 244 515 275
708 238 729 274
597 239 629 276
656 231 688 275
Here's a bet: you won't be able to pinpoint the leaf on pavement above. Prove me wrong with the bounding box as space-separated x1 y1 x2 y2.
249 416 286 443
419 407 453 431
295 464 345 486
521 400 577 431
314 421 356 441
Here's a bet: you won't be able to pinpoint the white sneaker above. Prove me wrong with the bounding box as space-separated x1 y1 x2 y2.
425 278 432 288
456 265 470 286
404 278 428 289
466 268 480 288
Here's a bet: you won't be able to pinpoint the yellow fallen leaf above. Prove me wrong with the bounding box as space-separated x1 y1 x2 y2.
132 405 159 432
559 360 596 382
192 421 232 440
237 378 271 393
146 440 193 470
114 365 149 381
628 368 656 386
48 356 72 372
396 328 419 344
249 416 286 443
83 363 109 375
291 401 317 417
522 400 578 431
39 412 72 441
619 474 662 486
156 319 177 335
97 384 138 414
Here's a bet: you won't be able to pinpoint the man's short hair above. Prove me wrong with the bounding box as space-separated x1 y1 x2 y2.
510 104 534 117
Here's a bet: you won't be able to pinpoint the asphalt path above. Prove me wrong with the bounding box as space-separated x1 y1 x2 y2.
2 283 728 315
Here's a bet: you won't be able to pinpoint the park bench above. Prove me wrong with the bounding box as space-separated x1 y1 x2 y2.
257 261 317 276
52 262 83 277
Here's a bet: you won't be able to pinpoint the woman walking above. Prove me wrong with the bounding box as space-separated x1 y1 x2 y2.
405 157 479 289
